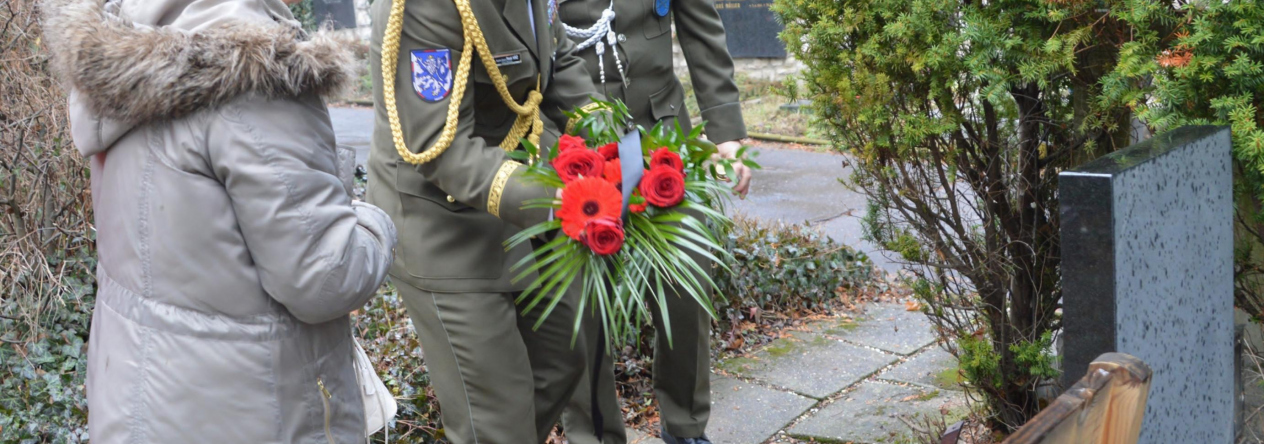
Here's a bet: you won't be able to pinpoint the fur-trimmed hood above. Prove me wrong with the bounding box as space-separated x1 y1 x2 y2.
43 0 356 155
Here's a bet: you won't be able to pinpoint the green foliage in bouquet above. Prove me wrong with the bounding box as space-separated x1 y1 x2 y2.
504 99 756 347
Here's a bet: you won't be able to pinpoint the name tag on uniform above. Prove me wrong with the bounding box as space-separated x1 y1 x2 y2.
495 53 523 67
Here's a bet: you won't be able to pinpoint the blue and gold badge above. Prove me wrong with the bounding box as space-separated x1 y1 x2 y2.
654 0 669 17
411 49 453 102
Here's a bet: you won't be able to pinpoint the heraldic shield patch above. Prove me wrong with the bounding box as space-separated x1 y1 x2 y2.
411 49 453 102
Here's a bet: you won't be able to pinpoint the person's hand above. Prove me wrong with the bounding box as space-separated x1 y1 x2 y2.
714 140 752 197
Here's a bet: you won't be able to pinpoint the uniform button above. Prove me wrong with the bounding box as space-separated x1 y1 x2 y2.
617 33 627 43
446 195 456 203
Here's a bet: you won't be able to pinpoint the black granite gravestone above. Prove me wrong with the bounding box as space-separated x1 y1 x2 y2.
715 0 785 58
1060 126 1233 443
312 0 357 30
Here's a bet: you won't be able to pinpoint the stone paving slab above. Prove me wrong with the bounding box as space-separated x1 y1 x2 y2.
627 428 666 444
719 336 898 399
821 303 938 355
707 375 816 444
789 382 968 444
877 347 962 390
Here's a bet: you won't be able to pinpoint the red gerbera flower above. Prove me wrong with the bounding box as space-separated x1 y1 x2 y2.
650 147 684 173
597 143 619 160
557 177 623 240
603 158 622 190
558 134 588 153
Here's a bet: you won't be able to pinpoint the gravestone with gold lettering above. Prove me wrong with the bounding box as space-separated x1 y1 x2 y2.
715 0 785 58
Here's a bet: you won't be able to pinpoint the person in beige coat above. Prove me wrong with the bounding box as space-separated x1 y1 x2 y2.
43 0 398 442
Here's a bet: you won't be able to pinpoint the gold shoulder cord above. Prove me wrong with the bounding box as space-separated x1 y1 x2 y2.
382 0 545 165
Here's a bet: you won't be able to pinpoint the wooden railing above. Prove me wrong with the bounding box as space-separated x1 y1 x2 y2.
1002 353 1153 444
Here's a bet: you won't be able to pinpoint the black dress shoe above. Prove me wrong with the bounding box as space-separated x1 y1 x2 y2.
660 426 712 444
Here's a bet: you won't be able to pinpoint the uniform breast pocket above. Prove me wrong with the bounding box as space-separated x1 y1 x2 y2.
472 49 537 131
641 0 671 39
559 0 595 26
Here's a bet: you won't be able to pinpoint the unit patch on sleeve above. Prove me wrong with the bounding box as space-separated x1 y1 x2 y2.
411 49 453 102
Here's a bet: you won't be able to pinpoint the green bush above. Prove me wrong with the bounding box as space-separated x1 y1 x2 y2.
288 1 317 31
2 1 95 441
714 215 874 329
774 0 1130 430
355 286 444 443
0 271 93 444
1103 0 1264 320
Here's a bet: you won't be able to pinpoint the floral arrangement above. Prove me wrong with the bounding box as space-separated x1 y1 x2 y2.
506 100 759 345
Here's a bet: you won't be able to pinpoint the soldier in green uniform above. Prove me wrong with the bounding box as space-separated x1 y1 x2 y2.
557 0 753 442
366 0 605 440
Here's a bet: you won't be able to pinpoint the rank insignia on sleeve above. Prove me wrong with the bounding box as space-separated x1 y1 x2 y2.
411 49 453 102
654 0 669 17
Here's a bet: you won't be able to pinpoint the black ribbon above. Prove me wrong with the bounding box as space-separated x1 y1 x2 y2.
591 130 642 442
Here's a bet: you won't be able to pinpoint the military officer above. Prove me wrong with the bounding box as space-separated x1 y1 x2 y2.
366 0 604 440
557 0 753 442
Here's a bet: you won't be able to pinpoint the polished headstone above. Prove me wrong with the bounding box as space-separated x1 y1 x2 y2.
714 0 785 58
1060 126 1234 443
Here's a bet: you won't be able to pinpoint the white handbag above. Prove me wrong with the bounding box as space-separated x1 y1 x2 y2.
353 339 398 442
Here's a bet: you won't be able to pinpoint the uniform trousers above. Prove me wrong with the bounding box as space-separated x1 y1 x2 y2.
397 280 585 444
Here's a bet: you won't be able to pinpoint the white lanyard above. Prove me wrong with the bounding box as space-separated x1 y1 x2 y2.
561 2 625 85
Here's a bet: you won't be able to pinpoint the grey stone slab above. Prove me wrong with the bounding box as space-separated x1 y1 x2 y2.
718 336 897 399
876 347 961 390
626 428 665 444
1061 126 1234 443
789 382 967 444
707 376 816 444
821 303 937 355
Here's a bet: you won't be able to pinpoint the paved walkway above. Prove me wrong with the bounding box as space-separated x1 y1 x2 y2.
328 106 958 443
627 303 966 444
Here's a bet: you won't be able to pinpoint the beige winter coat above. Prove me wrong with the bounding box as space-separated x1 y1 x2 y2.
44 0 397 442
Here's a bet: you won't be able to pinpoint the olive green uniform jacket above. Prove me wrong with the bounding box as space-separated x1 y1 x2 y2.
558 0 747 143
368 0 601 294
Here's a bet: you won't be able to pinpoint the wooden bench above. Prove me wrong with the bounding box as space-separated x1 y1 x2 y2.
1000 352 1153 444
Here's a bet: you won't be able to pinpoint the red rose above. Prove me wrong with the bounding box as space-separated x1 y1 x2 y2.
650 147 684 173
603 158 622 190
639 167 686 207
558 134 588 153
553 148 605 184
557 177 623 239
581 217 624 256
597 143 619 160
